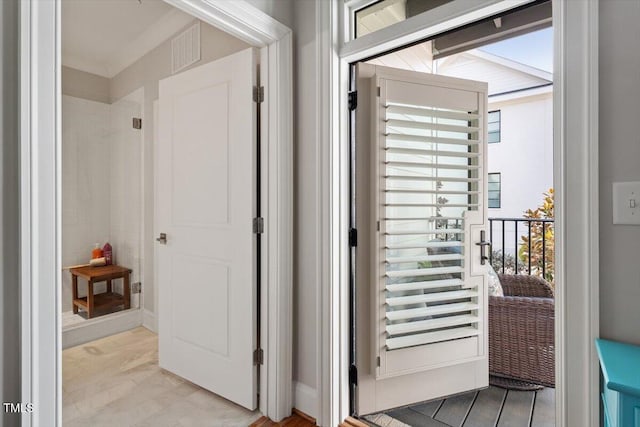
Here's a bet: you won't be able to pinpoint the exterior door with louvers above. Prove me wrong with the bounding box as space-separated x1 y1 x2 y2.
355 64 489 414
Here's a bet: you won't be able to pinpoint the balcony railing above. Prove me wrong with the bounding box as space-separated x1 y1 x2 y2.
488 217 555 279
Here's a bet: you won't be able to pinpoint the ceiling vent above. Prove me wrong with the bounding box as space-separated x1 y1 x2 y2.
171 22 201 74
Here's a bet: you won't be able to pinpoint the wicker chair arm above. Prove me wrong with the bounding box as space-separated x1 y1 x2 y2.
497 273 554 298
489 295 555 387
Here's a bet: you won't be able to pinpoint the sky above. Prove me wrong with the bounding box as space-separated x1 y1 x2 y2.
480 27 553 73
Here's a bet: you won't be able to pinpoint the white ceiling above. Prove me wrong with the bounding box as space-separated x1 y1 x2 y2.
62 0 194 78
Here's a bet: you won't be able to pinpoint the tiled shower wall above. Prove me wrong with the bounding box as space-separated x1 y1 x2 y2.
61 90 143 314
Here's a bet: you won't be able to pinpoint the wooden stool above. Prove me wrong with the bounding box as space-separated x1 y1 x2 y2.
70 265 132 319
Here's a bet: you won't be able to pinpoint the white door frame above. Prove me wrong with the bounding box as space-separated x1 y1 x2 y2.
319 0 599 426
19 1 293 425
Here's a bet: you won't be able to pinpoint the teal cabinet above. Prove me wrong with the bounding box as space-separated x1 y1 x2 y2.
596 339 640 427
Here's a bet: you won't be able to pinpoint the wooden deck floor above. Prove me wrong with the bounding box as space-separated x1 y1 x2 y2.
364 386 554 427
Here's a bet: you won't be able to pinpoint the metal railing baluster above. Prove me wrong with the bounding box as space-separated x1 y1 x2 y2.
487 217 554 278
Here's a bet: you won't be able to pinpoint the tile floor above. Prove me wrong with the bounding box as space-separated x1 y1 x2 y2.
63 326 261 426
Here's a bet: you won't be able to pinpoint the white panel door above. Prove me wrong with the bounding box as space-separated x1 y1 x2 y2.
356 64 489 414
157 48 258 410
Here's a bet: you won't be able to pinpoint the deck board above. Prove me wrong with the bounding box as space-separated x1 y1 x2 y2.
496 390 535 427
387 407 450 427
369 386 554 427
463 387 506 427
433 392 477 427
531 388 555 427
411 400 443 418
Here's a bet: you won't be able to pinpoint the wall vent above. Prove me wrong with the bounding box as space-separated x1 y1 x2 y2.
171 22 201 74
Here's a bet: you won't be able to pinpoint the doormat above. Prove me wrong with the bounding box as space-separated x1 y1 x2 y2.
490 374 545 391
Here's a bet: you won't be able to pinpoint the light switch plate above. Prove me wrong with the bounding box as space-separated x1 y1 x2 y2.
613 181 640 225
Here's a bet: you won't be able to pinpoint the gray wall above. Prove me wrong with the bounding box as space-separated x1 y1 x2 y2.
249 0 293 28
292 0 321 407
62 66 110 103
598 0 640 345
1 0 21 425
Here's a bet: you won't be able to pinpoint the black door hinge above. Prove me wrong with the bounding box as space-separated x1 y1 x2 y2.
349 228 358 247
253 86 264 103
349 364 358 386
348 91 358 111
253 217 264 234
253 348 264 365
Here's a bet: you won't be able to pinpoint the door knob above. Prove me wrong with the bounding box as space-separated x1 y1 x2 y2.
156 233 167 244
475 230 491 265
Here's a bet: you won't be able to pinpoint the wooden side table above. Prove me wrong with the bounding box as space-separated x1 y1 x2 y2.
70 265 132 319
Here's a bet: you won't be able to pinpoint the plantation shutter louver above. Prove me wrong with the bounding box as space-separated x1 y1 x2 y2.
373 72 488 380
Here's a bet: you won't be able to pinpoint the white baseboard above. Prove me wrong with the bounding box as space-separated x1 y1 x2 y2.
293 381 318 421
62 308 143 349
142 308 157 333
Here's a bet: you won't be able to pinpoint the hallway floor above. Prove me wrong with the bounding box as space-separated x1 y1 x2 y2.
63 326 261 426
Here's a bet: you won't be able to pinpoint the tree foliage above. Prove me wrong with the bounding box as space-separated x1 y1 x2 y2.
490 249 529 275
518 189 555 285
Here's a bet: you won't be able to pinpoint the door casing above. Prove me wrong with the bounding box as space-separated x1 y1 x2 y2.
319 0 600 426
19 1 293 425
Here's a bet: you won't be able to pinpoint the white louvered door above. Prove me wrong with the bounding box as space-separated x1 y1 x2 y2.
356 64 489 414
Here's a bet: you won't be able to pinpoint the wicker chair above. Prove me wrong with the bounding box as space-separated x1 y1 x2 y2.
489 274 555 388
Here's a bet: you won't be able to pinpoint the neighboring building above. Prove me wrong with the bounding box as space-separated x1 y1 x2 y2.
436 49 554 220
437 50 554 257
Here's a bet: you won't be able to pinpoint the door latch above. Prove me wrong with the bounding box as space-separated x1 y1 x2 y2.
156 233 167 244
475 230 491 265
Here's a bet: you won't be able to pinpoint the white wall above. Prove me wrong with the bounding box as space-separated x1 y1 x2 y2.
61 92 144 313
61 96 112 311
599 0 640 345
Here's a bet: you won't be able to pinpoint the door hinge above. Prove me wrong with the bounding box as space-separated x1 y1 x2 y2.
131 282 141 294
349 228 358 247
132 117 142 129
349 364 358 386
253 348 264 365
253 217 264 234
348 91 358 111
376 356 381 367
377 86 381 97
253 86 264 103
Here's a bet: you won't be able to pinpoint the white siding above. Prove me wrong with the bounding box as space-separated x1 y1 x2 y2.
486 90 553 256
487 91 553 219
437 51 551 95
